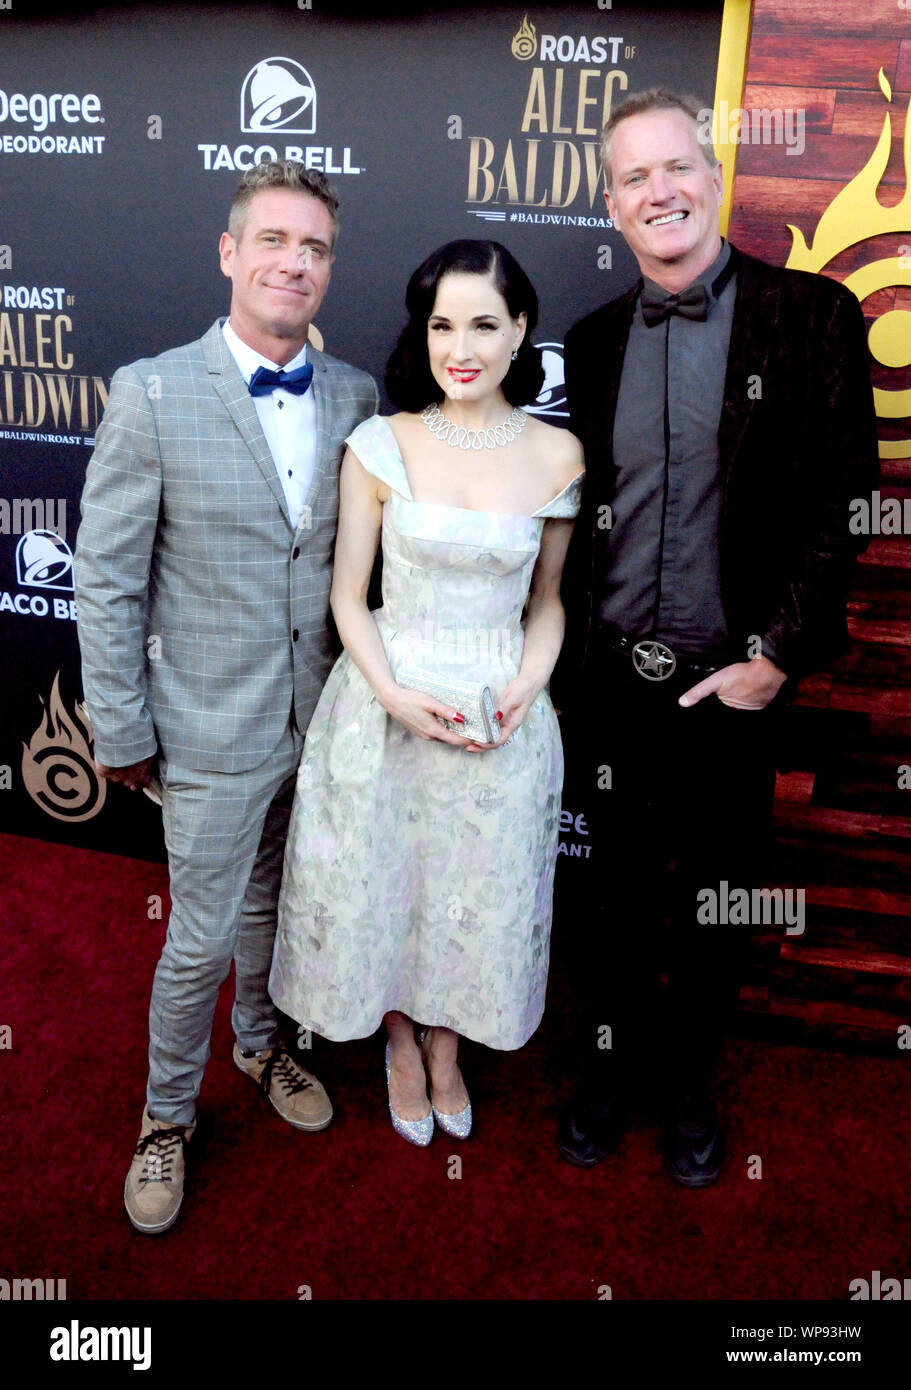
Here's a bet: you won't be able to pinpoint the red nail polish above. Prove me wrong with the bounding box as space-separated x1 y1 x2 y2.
453 713 465 723
495 711 503 721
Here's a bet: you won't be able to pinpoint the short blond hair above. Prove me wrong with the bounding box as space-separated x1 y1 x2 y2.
601 87 717 192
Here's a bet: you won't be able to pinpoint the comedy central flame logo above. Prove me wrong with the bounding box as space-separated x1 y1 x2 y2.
786 69 911 458
21 673 106 822
511 15 537 62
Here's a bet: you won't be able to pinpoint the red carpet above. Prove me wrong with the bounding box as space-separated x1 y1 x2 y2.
2 831 909 1301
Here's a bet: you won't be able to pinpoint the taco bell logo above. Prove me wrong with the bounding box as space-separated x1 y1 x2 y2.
241 57 316 135
16 530 74 591
525 342 568 419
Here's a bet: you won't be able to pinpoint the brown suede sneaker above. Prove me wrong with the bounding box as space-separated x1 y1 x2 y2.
124 1106 196 1235
233 1043 333 1131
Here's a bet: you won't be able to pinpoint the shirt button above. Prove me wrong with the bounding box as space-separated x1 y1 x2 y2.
293 629 300 642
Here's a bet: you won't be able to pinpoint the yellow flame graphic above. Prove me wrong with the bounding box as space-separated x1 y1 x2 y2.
786 69 911 456
511 14 537 62
787 70 911 271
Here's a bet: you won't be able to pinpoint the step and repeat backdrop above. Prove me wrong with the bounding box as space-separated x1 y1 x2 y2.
0 0 723 861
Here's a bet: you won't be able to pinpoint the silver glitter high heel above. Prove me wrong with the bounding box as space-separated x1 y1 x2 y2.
420 1028 472 1140
384 1042 433 1147
432 1097 473 1140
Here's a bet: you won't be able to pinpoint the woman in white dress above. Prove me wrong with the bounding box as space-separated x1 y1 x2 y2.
270 240 583 1143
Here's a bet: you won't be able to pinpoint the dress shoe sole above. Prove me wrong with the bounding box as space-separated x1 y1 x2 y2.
557 1129 623 1168
662 1159 722 1188
558 1141 615 1169
662 1142 724 1188
557 1099 624 1168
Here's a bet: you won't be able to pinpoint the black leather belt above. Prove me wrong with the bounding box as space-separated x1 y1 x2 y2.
597 628 729 682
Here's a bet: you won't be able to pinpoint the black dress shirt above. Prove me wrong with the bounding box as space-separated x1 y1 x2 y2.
599 239 736 654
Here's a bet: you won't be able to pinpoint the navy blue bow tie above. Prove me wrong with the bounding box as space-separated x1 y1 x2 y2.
248 363 314 397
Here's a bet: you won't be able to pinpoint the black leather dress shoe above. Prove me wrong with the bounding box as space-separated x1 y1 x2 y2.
661 1094 724 1187
557 1092 626 1168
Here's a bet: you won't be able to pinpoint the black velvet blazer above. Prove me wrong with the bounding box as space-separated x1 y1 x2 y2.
552 244 880 708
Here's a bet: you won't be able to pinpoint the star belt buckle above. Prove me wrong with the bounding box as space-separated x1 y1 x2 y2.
631 639 676 681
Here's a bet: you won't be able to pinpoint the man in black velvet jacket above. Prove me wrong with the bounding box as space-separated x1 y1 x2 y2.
553 88 878 1185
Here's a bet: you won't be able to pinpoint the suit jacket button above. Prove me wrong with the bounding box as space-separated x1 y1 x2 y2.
293 629 300 642
292 546 300 560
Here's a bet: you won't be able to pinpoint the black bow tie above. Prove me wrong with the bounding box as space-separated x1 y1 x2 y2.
248 363 314 397
640 281 709 326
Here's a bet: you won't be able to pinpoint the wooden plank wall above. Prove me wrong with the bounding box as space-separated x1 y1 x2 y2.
727 0 911 1045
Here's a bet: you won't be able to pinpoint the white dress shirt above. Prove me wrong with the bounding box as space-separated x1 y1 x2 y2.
222 318 317 530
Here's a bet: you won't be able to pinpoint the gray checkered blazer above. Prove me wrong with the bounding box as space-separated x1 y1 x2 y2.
75 318 378 773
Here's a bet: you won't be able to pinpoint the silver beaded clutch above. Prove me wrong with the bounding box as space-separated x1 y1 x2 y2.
396 666 500 745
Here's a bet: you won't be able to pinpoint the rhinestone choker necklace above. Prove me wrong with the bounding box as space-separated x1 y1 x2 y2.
421 402 528 451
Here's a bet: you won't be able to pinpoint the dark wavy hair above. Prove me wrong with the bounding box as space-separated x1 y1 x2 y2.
385 240 545 411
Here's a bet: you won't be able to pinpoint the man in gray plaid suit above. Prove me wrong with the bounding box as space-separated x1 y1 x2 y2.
75 162 378 1234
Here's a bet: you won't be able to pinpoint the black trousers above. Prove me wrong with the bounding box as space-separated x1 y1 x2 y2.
565 643 779 1103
